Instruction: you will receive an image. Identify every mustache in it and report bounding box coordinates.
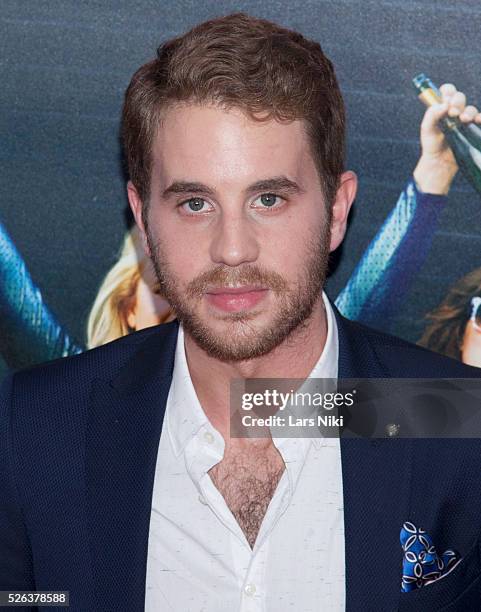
[185,265,290,299]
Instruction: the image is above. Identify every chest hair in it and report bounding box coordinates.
[208,442,285,549]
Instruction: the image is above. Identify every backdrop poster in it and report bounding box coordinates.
[1,1,480,382]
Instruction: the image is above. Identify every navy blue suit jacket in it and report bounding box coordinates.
[1,307,481,611]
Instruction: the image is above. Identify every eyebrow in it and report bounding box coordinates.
[161,176,304,199]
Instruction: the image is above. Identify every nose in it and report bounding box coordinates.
[209,212,259,267]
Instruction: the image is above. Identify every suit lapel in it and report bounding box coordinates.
[335,308,412,611]
[86,322,179,612]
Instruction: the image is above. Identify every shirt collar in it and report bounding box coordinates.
[276,291,338,451]
[166,324,209,457]
[167,291,339,456]
[312,291,338,380]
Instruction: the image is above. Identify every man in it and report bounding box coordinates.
[1,13,481,612]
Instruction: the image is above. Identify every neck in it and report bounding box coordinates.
[184,296,328,441]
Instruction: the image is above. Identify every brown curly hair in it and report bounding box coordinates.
[121,12,345,224]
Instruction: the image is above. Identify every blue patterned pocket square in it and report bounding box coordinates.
[400,522,461,592]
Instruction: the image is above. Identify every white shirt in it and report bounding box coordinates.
[145,292,345,611]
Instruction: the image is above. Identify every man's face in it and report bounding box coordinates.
[131,103,340,361]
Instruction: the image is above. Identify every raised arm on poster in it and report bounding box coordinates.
[336,84,481,334]
[0,220,82,369]
[414,74,481,194]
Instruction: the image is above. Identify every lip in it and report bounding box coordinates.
[206,285,267,295]
[205,286,268,312]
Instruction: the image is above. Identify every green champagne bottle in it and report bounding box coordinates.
[413,73,481,196]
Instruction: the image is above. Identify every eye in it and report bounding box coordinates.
[180,197,212,214]
[252,193,284,210]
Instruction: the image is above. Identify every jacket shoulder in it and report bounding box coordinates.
[11,320,179,397]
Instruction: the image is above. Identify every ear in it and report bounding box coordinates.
[329,171,357,253]
[127,307,137,331]
[127,180,151,257]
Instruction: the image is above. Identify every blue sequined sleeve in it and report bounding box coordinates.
[0,220,83,370]
[335,178,447,329]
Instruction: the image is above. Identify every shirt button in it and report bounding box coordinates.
[244,583,256,597]
[203,431,215,444]
[198,494,208,505]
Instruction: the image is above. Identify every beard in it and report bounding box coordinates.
[146,223,331,362]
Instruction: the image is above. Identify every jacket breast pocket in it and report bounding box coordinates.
[398,534,481,611]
